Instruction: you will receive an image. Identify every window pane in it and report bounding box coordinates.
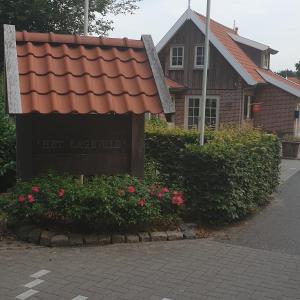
[173,48,178,56]
[177,57,183,65]
[194,98,200,107]
[178,47,183,56]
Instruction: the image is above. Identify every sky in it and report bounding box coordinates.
[107,0,300,72]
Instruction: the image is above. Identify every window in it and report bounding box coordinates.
[194,45,205,68]
[262,52,269,69]
[186,96,219,130]
[244,96,253,120]
[170,46,184,68]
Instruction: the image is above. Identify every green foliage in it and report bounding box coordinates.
[296,61,300,78]
[0,73,16,190]
[276,69,297,78]
[145,123,214,184]
[0,0,140,35]
[0,173,184,232]
[145,125,281,225]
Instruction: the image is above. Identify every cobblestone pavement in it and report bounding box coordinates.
[1,159,300,300]
[1,239,300,300]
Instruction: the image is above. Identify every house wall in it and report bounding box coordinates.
[238,43,262,67]
[158,20,240,90]
[173,87,244,128]
[254,84,298,136]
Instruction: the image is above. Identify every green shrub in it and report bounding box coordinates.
[145,125,281,225]
[0,173,185,232]
[0,73,16,191]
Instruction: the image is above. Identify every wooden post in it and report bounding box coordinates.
[131,114,145,178]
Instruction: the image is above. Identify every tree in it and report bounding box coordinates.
[0,0,141,68]
[0,0,141,35]
[296,61,300,78]
[276,69,297,78]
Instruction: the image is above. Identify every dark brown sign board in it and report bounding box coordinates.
[16,114,144,180]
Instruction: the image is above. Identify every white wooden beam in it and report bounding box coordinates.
[142,35,175,114]
[4,24,22,114]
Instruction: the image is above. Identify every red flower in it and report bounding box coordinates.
[157,192,164,200]
[171,191,185,206]
[57,189,65,198]
[31,186,40,193]
[137,198,146,207]
[161,187,169,193]
[18,195,26,203]
[127,185,135,193]
[27,194,35,204]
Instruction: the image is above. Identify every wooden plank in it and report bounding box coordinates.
[3,24,22,114]
[130,114,145,178]
[16,115,33,180]
[142,35,175,114]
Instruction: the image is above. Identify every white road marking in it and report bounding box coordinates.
[72,296,88,300]
[24,279,44,288]
[162,298,173,300]
[16,289,39,299]
[30,269,51,278]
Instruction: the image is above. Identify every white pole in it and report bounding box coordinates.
[188,0,191,9]
[199,0,211,145]
[84,0,89,35]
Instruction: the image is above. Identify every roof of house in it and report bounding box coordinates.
[4,25,174,114]
[156,9,300,98]
[287,77,300,85]
[165,77,186,90]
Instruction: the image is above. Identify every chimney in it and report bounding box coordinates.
[233,20,238,34]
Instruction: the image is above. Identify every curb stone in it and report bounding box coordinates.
[11,223,199,247]
[150,231,168,241]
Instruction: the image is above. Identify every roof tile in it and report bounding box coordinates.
[16,31,163,114]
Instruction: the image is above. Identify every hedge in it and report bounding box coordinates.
[145,123,281,225]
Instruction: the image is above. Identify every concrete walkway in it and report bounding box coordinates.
[216,159,300,256]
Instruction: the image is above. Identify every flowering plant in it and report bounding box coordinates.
[0,173,184,231]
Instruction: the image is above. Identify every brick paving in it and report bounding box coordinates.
[1,239,300,300]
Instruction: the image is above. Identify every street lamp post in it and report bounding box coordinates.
[199,0,211,145]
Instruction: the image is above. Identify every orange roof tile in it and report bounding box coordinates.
[165,77,186,89]
[196,12,265,84]
[287,77,300,85]
[15,31,163,114]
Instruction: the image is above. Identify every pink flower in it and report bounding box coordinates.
[31,186,40,193]
[157,192,164,200]
[161,187,169,193]
[171,191,185,206]
[18,195,26,203]
[137,198,146,207]
[27,194,35,204]
[57,189,65,198]
[127,185,135,193]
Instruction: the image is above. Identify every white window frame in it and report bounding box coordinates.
[262,52,269,69]
[184,95,220,130]
[170,46,184,69]
[194,44,205,68]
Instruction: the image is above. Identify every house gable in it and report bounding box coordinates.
[158,20,241,90]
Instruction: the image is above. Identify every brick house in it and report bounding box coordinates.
[157,8,300,137]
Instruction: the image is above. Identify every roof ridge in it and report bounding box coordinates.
[193,10,236,33]
[16,31,144,49]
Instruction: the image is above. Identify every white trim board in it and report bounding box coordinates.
[156,9,257,86]
[228,33,278,54]
[257,70,300,98]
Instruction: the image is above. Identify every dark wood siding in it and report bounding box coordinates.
[158,20,240,90]
[238,43,262,67]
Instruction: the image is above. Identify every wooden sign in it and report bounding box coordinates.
[16,114,144,179]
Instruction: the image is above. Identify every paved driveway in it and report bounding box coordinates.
[1,159,300,300]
